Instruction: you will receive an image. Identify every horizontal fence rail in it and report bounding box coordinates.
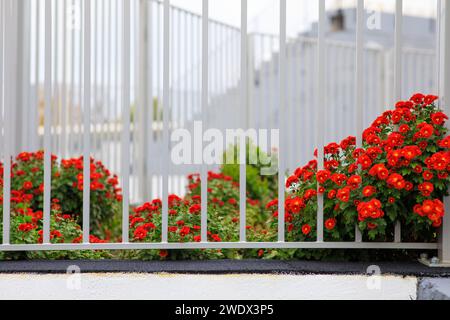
[0,0,449,261]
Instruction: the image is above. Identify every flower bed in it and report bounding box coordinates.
[267,94,448,244]
[0,93,449,261]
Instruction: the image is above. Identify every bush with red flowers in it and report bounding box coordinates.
[1,152,122,239]
[2,93,449,261]
[125,171,272,260]
[267,94,449,244]
[0,191,109,260]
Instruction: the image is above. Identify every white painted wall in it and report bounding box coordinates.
[0,274,417,300]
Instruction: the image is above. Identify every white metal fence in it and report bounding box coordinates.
[0,0,450,262]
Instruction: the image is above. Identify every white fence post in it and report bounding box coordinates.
[355,0,364,243]
[201,0,209,243]
[394,0,403,243]
[247,33,255,130]
[137,0,151,202]
[239,0,248,243]
[82,0,91,244]
[2,0,19,245]
[439,0,450,264]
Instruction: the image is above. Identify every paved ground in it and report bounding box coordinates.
[418,278,450,300]
[0,260,449,276]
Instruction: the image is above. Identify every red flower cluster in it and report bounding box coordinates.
[267,94,450,241]
[357,199,384,222]
[414,199,445,227]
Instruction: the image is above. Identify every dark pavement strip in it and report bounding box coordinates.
[0,260,449,276]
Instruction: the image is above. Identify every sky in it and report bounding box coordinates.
[171,0,439,36]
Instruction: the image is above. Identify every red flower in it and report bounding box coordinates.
[423,171,434,181]
[316,170,331,184]
[286,175,299,188]
[431,112,448,125]
[266,199,278,210]
[362,186,376,198]
[366,147,383,160]
[336,187,351,203]
[286,197,304,214]
[418,182,434,197]
[133,226,148,240]
[410,93,425,104]
[416,123,434,139]
[159,250,169,258]
[304,189,317,200]
[325,143,340,155]
[399,124,410,133]
[357,154,373,170]
[401,146,422,160]
[189,204,201,214]
[367,223,378,230]
[416,199,445,225]
[331,174,347,186]
[424,95,438,105]
[387,132,404,147]
[347,175,362,190]
[387,173,406,190]
[22,181,33,190]
[357,199,384,222]
[429,152,450,171]
[369,164,389,180]
[301,224,311,235]
[438,136,450,148]
[18,223,34,232]
[179,226,191,237]
[325,218,336,230]
[327,190,337,199]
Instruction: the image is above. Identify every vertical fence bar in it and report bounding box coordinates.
[107,0,113,172]
[1,0,12,245]
[52,0,58,154]
[121,0,131,243]
[148,0,154,200]
[239,0,247,242]
[78,0,84,156]
[43,0,52,244]
[61,0,67,158]
[0,0,3,160]
[316,0,326,242]
[19,0,31,153]
[101,0,107,166]
[138,0,147,202]
[82,0,91,243]
[201,0,208,243]
[440,0,450,264]
[161,0,170,243]
[113,0,119,173]
[355,0,364,243]
[92,0,97,159]
[32,0,40,152]
[394,0,403,100]
[436,0,441,95]
[68,0,75,157]
[394,0,403,243]
[278,0,286,243]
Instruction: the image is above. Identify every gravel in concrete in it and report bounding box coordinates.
[0,260,449,276]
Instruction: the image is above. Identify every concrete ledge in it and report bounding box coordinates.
[0,273,418,300]
[418,278,450,300]
[0,260,450,277]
